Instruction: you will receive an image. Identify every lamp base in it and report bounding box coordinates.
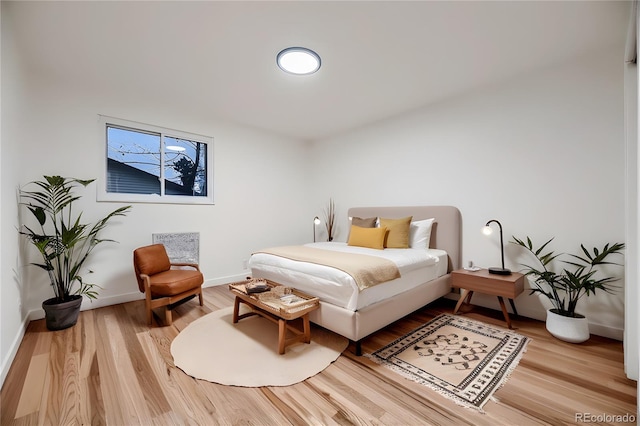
[488,267,512,275]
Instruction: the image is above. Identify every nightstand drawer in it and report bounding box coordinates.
[451,269,524,299]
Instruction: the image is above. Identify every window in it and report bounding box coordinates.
[98,116,213,204]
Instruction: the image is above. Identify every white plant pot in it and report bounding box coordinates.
[545,308,590,343]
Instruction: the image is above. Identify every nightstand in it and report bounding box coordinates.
[451,268,525,329]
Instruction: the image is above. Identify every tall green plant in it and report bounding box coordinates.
[19,176,131,302]
[511,236,624,317]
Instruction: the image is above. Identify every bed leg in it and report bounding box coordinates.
[354,340,362,356]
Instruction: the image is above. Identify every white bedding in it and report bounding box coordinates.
[248,242,448,311]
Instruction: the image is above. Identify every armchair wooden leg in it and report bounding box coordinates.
[146,299,152,326]
[165,307,173,326]
[144,283,153,326]
[143,284,202,327]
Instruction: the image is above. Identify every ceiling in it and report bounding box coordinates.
[5,1,630,141]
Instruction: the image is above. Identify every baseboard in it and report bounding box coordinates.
[204,272,251,287]
[27,291,145,321]
[23,273,250,323]
[444,293,624,341]
[0,315,29,388]
[589,321,624,341]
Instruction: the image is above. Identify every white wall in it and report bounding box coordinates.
[310,48,626,340]
[1,6,31,386]
[623,0,639,383]
[624,58,639,381]
[20,73,314,307]
[1,65,314,384]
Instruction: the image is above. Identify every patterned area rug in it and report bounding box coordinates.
[367,314,530,411]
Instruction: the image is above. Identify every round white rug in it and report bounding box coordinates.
[170,306,348,387]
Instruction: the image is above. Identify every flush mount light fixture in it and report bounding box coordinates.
[277,47,321,75]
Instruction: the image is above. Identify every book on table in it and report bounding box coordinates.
[279,294,305,305]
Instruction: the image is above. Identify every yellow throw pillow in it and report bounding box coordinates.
[347,225,387,250]
[379,216,413,248]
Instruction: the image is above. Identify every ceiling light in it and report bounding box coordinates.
[166,145,186,152]
[277,47,321,75]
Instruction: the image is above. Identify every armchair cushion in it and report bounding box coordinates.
[148,269,204,297]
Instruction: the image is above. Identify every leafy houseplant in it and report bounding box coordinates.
[511,236,624,342]
[19,176,131,330]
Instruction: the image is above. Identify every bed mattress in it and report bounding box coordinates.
[249,242,449,311]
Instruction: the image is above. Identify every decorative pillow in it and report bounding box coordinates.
[409,218,435,249]
[379,216,413,248]
[347,225,387,250]
[351,216,377,228]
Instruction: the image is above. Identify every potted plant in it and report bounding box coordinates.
[19,176,131,330]
[511,236,624,343]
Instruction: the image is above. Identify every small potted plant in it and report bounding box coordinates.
[19,176,131,330]
[511,236,624,343]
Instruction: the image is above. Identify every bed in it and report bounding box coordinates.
[249,205,462,355]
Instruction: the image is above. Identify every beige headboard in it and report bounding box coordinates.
[347,205,462,273]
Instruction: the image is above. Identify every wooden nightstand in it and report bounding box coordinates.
[451,268,525,329]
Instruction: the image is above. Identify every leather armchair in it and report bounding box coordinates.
[133,243,204,325]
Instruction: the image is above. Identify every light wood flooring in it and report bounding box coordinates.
[1,285,637,425]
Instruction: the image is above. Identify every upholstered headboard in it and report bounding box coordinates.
[347,206,462,273]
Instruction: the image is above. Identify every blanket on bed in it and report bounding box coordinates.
[254,245,401,291]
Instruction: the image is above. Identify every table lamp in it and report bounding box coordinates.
[482,219,511,275]
[313,216,321,242]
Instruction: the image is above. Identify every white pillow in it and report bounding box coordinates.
[409,218,435,249]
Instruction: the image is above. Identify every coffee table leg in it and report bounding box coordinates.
[232,296,240,324]
[303,314,311,344]
[278,318,286,354]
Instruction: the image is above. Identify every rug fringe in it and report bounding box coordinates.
[487,336,530,397]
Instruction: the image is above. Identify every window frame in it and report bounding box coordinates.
[98,115,214,205]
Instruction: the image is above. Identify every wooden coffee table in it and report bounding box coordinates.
[228,279,320,354]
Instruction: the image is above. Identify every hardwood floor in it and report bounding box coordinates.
[1,285,637,425]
